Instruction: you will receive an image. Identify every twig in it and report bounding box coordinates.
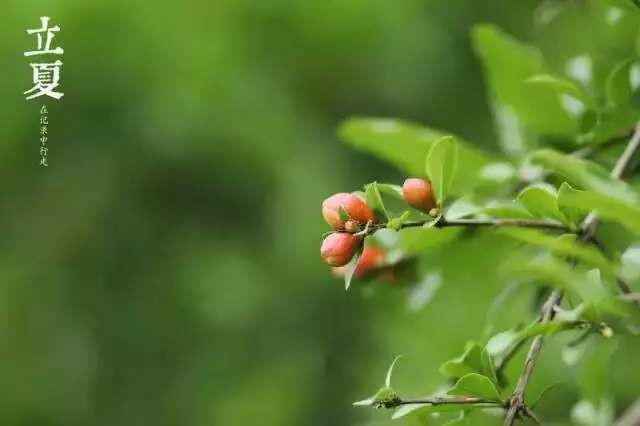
[611,123,640,179]
[503,123,640,426]
[615,398,640,426]
[365,217,572,236]
[620,293,640,302]
[383,395,504,409]
[522,405,542,425]
[504,289,562,424]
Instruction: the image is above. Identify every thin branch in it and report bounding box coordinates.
[365,217,572,236]
[522,405,542,425]
[611,123,640,179]
[503,123,640,426]
[620,292,640,302]
[435,218,569,231]
[383,395,504,409]
[504,290,562,425]
[616,398,640,426]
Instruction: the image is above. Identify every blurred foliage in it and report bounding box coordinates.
[1,0,639,426]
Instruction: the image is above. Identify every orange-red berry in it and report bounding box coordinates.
[402,178,436,212]
[322,192,375,230]
[320,232,361,266]
[354,245,384,278]
[331,245,385,279]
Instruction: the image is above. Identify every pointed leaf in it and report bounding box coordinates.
[353,387,394,406]
[385,355,402,388]
[439,342,484,379]
[344,243,364,290]
[472,24,575,134]
[526,74,594,107]
[364,182,389,221]
[447,373,501,400]
[606,58,640,109]
[391,401,468,420]
[530,149,635,201]
[426,136,459,205]
[558,183,640,232]
[376,183,404,199]
[516,184,564,221]
[338,118,486,182]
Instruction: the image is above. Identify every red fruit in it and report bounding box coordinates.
[320,233,361,266]
[322,192,375,230]
[402,178,436,212]
[354,245,384,278]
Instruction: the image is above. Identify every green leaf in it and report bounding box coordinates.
[387,210,410,231]
[580,108,640,146]
[447,373,501,400]
[478,161,516,183]
[499,229,616,278]
[606,58,640,109]
[397,227,460,254]
[472,24,576,135]
[376,183,404,200]
[530,149,636,200]
[338,118,487,193]
[391,404,425,419]
[504,256,629,318]
[516,184,564,222]
[385,355,402,388]
[352,387,395,407]
[364,182,389,221]
[439,342,484,379]
[391,401,464,420]
[485,330,518,356]
[442,412,467,425]
[504,254,579,291]
[620,242,640,282]
[480,349,499,385]
[558,182,640,232]
[344,243,364,290]
[482,201,534,219]
[526,74,593,106]
[445,197,481,220]
[426,136,459,205]
[353,356,405,408]
[486,322,570,357]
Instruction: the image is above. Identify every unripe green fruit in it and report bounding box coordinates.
[402,178,437,212]
[322,192,375,230]
[320,232,360,266]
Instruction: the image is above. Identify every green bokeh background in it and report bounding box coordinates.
[1,1,638,425]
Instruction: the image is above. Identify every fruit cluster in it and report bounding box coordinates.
[320,178,437,282]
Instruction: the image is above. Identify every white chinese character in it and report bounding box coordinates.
[24,60,64,100]
[25,17,64,56]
